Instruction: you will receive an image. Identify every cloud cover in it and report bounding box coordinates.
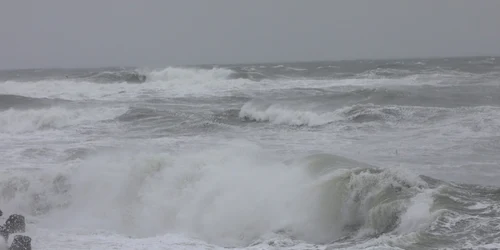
[1,0,500,69]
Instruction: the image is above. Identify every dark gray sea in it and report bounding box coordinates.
[1,56,500,250]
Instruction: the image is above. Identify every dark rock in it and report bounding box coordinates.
[0,225,8,241]
[0,209,3,217]
[4,214,25,234]
[9,235,31,250]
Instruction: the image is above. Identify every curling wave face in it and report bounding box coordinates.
[1,143,499,249]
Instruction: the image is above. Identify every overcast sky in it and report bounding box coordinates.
[1,0,500,69]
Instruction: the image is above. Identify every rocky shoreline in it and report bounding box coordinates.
[0,210,31,250]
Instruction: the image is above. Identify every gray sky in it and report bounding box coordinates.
[1,0,500,69]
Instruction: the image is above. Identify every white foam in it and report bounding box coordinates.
[239,101,339,126]
[0,67,455,102]
[396,189,435,234]
[468,202,490,210]
[0,67,244,101]
[2,64,498,250]
[0,80,139,101]
[0,140,433,249]
[466,243,500,250]
[30,227,332,250]
[31,228,219,250]
[36,142,314,247]
[0,79,253,101]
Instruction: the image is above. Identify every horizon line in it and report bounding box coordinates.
[0,54,498,71]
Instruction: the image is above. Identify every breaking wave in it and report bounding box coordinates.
[1,142,498,249]
[238,100,500,130]
[0,143,426,246]
[237,100,421,127]
[84,66,267,82]
[0,67,253,101]
[70,67,246,83]
[81,71,147,83]
[239,101,339,127]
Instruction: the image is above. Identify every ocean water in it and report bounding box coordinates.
[1,57,500,250]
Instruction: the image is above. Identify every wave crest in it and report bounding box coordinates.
[4,142,499,248]
[0,142,435,247]
[239,101,339,127]
[237,98,500,130]
[84,71,147,83]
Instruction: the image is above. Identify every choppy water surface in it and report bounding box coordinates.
[1,57,500,249]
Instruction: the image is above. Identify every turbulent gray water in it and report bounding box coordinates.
[1,56,500,250]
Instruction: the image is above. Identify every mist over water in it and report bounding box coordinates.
[1,57,500,249]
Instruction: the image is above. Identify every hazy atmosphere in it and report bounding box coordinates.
[1,0,500,69]
[3,1,500,250]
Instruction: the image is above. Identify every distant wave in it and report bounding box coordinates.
[81,71,147,83]
[228,64,495,82]
[0,94,69,110]
[0,106,124,133]
[237,100,414,127]
[1,67,250,84]
[0,107,85,133]
[356,68,414,79]
[237,99,500,130]
[145,67,236,82]
[237,101,413,127]
[91,67,268,82]
[2,63,499,103]
[2,57,499,85]
[239,101,339,127]
[226,70,269,81]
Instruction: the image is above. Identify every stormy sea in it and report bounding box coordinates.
[1,56,500,250]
